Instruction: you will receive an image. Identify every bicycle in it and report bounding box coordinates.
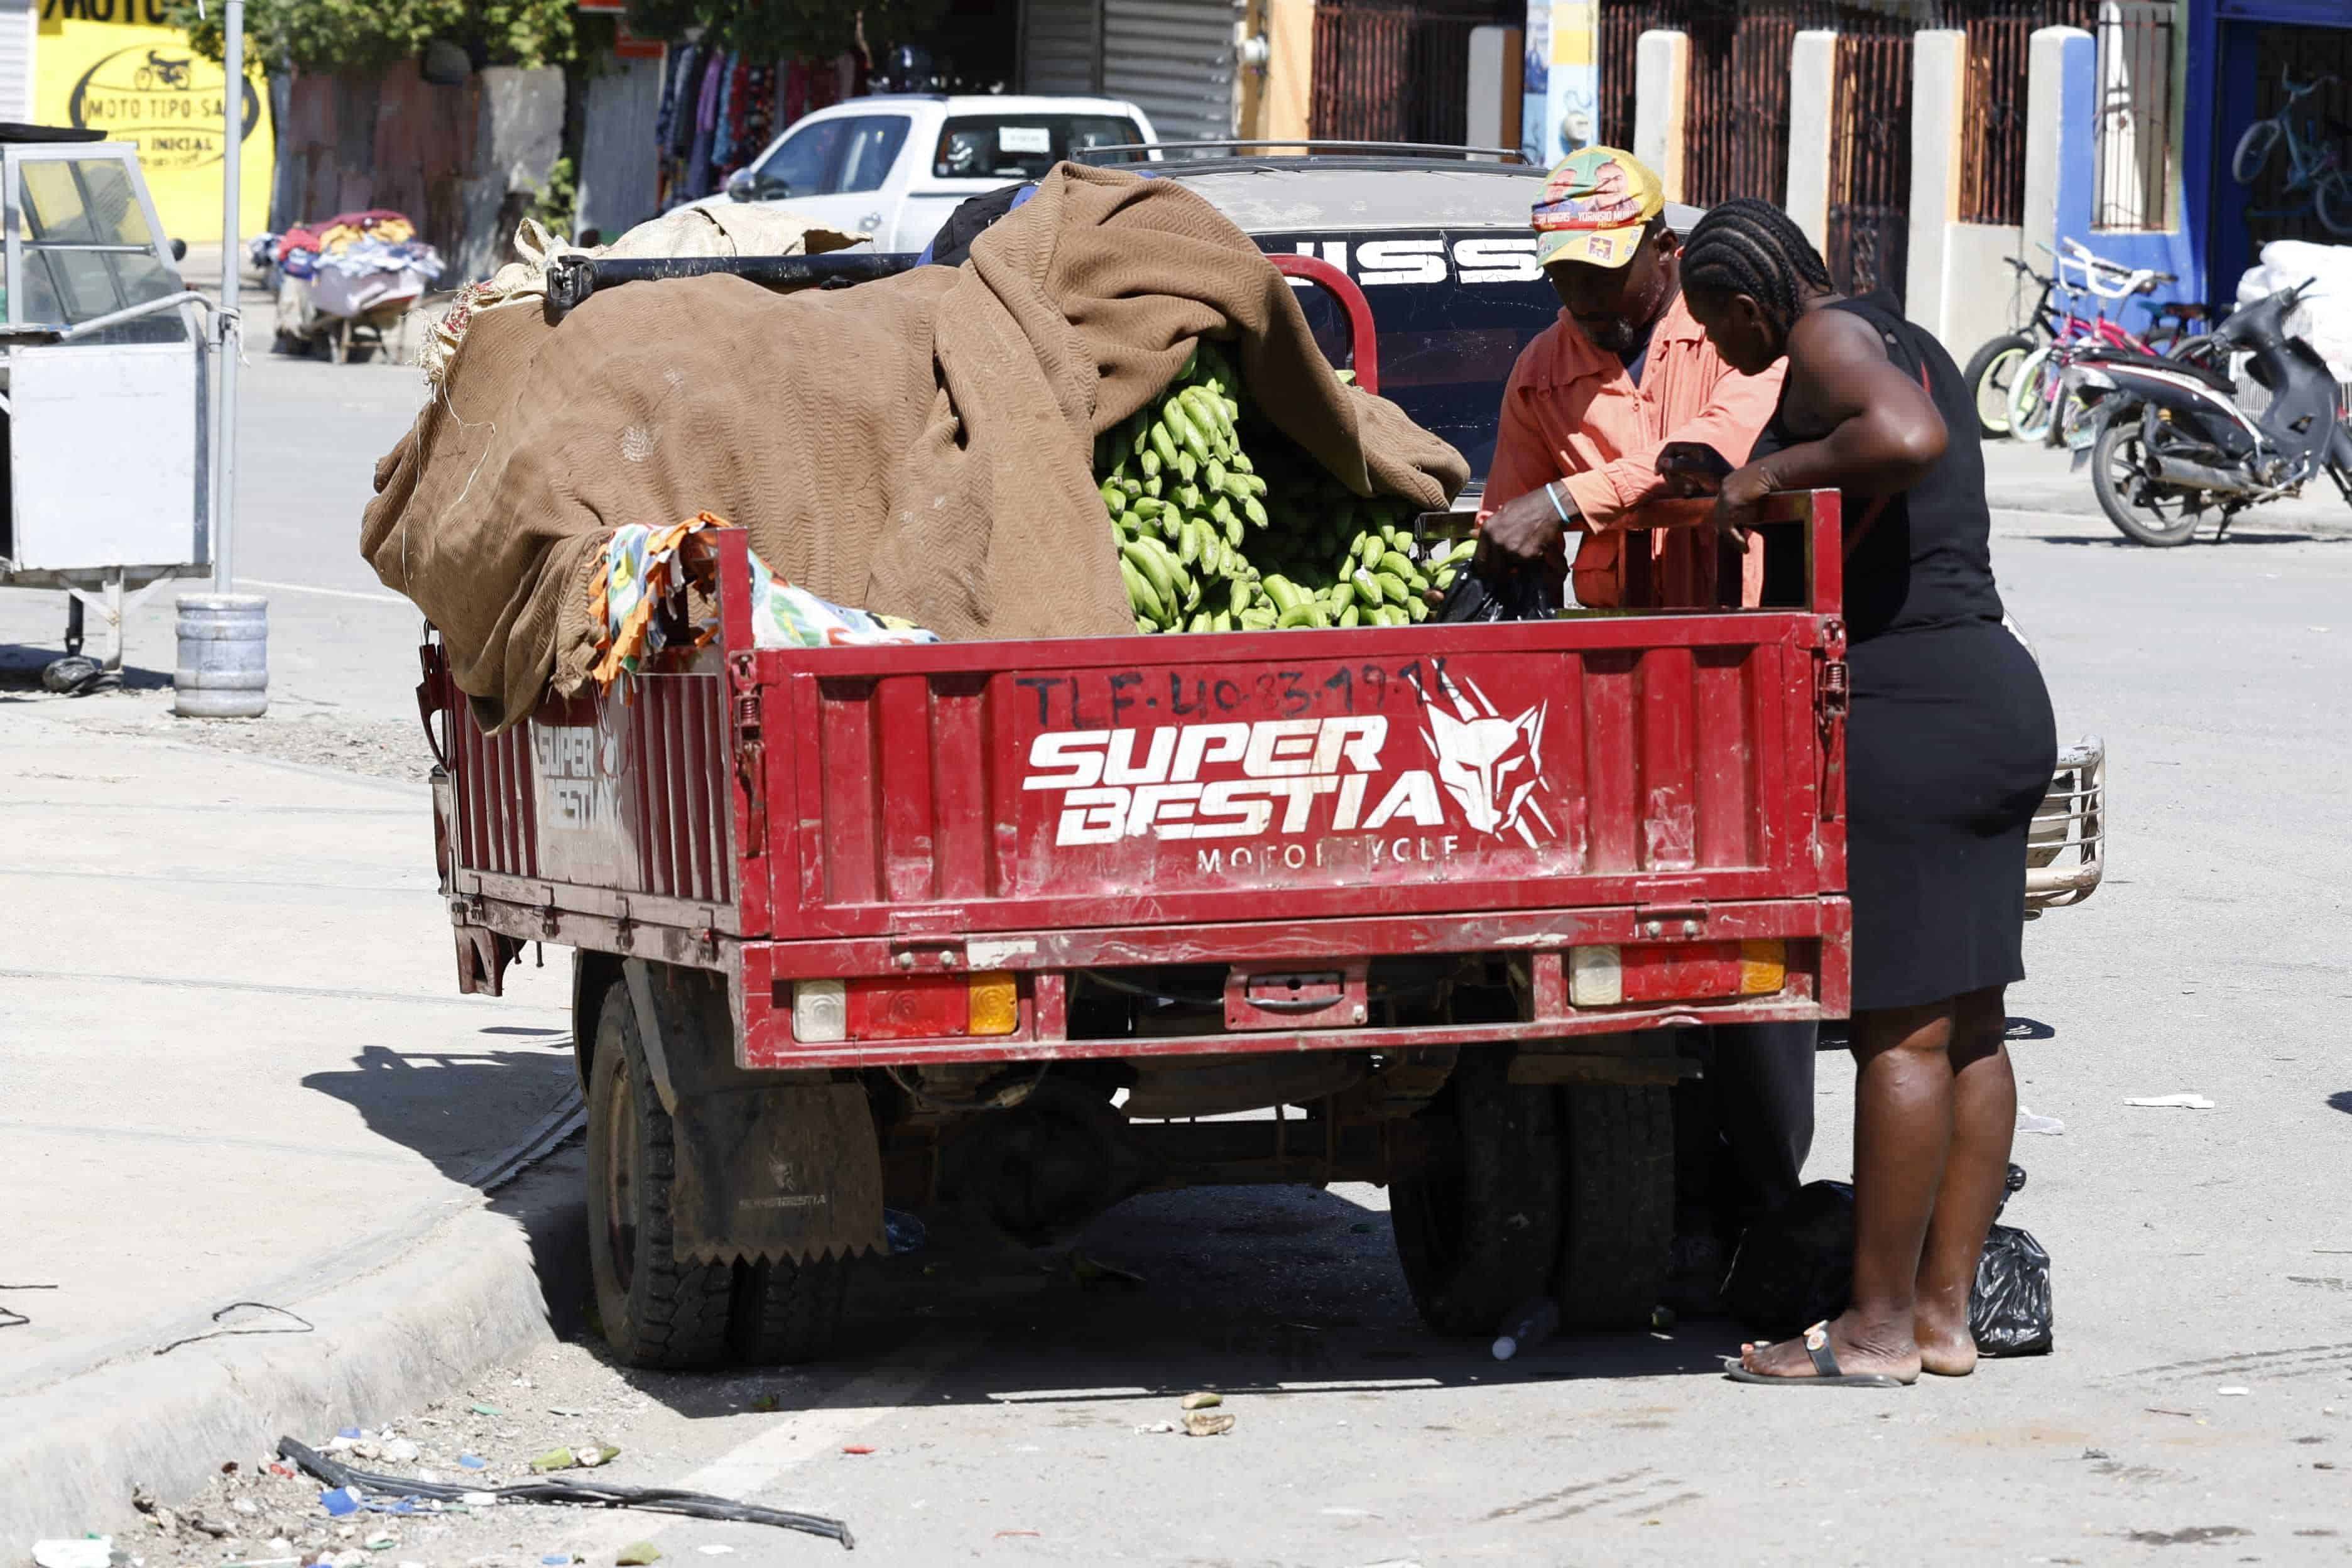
[2233,70,2352,239]
[1986,241,2211,447]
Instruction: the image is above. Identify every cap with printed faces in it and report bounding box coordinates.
[1532,146,1666,270]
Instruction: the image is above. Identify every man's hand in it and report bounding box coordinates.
[1656,440,1734,498]
[1477,482,1574,570]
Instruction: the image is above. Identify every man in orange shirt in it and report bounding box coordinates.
[1479,148,1786,608]
[1478,150,1812,1309]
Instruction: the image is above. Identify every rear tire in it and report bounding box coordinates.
[1963,332,2035,439]
[2093,417,2201,547]
[2234,118,2282,185]
[728,1255,850,1365]
[1389,1052,1562,1337]
[585,982,734,1369]
[1554,1085,1676,1329]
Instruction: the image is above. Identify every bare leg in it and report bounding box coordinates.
[1913,987,2017,1375]
[1738,1000,1955,1383]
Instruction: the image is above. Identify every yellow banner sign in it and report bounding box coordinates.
[34,15,272,241]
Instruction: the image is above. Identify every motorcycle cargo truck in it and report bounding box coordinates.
[420,486,1858,1368]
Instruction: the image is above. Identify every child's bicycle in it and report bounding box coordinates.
[1995,241,2213,449]
[2233,70,2352,238]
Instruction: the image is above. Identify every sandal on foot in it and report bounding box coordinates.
[1723,1321,1907,1388]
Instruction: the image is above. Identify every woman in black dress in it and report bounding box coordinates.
[1667,200,2057,1386]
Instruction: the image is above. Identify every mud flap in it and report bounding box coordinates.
[670,1083,886,1267]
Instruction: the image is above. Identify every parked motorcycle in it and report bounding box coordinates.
[2066,278,2352,545]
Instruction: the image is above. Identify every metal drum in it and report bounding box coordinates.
[173,594,270,718]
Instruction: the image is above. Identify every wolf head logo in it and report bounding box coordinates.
[1423,700,1547,839]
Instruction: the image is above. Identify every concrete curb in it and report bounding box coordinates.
[0,1145,588,1548]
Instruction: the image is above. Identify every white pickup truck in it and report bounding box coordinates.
[700,93,1157,254]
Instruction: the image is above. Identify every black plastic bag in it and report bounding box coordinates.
[1721,1164,2053,1356]
[1971,1167,2054,1356]
[1435,561,1560,623]
[1721,1179,1853,1337]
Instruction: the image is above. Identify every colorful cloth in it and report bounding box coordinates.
[586,514,937,689]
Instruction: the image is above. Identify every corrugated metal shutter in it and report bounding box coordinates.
[0,0,34,124]
[1103,0,1240,144]
[1022,0,1102,95]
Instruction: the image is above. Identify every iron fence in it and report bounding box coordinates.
[1828,28,1914,303]
[1310,0,1517,144]
[1957,1,2096,224]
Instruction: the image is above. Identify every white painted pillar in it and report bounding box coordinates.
[1906,30,1966,332]
[2022,26,2089,266]
[1631,29,1687,199]
[1786,30,1838,256]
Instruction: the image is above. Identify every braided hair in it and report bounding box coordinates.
[1680,197,1834,330]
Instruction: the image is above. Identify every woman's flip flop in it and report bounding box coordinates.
[1723,1321,1908,1388]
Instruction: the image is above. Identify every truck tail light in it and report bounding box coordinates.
[1568,940,1788,1008]
[793,979,848,1043]
[793,972,1022,1042]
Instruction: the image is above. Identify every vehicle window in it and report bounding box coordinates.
[13,156,185,342]
[752,119,847,199]
[832,116,911,195]
[21,158,155,246]
[932,115,1145,180]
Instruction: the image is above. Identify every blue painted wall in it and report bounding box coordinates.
[2049,25,2211,332]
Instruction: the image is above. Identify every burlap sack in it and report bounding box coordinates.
[362,162,1469,730]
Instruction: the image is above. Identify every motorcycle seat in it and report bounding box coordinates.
[2072,344,2238,398]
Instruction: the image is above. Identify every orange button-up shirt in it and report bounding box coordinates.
[1481,291,1787,608]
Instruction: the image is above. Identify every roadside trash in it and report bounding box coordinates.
[541,1555,571,1564]
[1491,1297,1559,1362]
[698,1548,736,1557]
[384,1439,421,1463]
[339,1428,364,1440]
[1651,1305,1677,1331]
[616,1545,662,1565]
[1725,1165,2053,1354]
[1062,1250,1146,1289]
[548,1407,585,1417]
[233,1498,261,1515]
[994,1530,1043,1539]
[2219,1386,2251,1396]
[458,1454,488,1470]
[2017,1106,2066,1135]
[469,1403,503,1417]
[31,1539,112,1568]
[321,1487,365,1517]
[1180,1391,1223,1410]
[365,1538,397,1551]
[1182,1412,1236,1437]
[841,1446,874,1456]
[2125,1094,2215,1109]
[1135,1420,1182,1434]
[885,1209,927,1253]
[280,1438,854,1549]
[751,1395,780,1413]
[531,1445,621,1473]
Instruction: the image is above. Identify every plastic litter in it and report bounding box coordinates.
[1182,1412,1236,1437]
[2218,1386,2251,1396]
[383,1438,421,1463]
[617,1545,663,1565]
[1179,1391,1223,1410]
[699,1548,736,1557]
[885,1209,927,1254]
[531,1446,619,1473]
[1134,1420,1182,1434]
[469,1403,503,1417]
[458,1454,489,1471]
[2016,1106,2066,1135]
[278,1436,854,1549]
[841,1445,875,1456]
[31,1540,112,1568]
[321,1486,365,1517]
[1491,1297,1559,1362]
[2125,1094,2214,1109]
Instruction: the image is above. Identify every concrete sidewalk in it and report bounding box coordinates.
[0,692,585,1544]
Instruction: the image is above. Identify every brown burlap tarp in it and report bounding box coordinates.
[362,162,1469,731]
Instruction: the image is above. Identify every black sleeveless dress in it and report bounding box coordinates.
[1753,295,2057,1012]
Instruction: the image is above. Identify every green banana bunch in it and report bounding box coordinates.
[1096,340,1471,633]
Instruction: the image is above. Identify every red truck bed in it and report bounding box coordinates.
[427,495,1851,1072]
